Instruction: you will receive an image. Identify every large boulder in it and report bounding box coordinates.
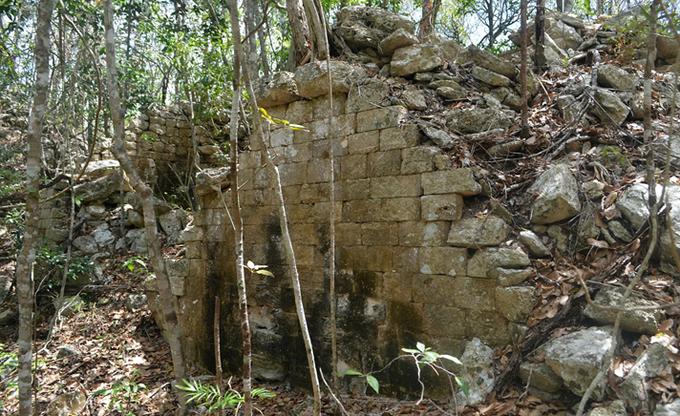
[495,286,536,322]
[467,246,531,278]
[592,88,630,126]
[445,108,514,134]
[256,72,299,108]
[159,209,189,245]
[656,35,679,62]
[528,164,581,224]
[544,327,615,399]
[295,61,366,98]
[378,28,418,56]
[73,172,121,203]
[390,44,444,77]
[455,338,495,407]
[334,6,414,52]
[82,159,120,179]
[545,15,583,51]
[467,46,517,79]
[597,64,638,91]
[447,215,511,247]
[583,287,663,335]
[620,343,671,410]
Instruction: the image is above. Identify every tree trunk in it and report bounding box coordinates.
[229,0,322,412]
[102,0,187,408]
[16,1,55,414]
[418,0,435,39]
[286,0,312,66]
[535,0,546,71]
[519,0,530,138]
[303,0,328,60]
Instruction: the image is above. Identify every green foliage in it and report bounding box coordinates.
[0,343,46,401]
[36,244,94,291]
[94,378,147,416]
[122,256,148,274]
[176,378,275,412]
[245,260,274,277]
[342,369,380,394]
[0,168,22,200]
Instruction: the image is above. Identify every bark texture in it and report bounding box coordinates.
[286,0,312,66]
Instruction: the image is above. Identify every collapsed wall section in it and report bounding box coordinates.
[187,76,536,388]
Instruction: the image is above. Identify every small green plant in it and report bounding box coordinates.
[36,245,94,291]
[342,369,380,394]
[244,260,274,277]
[177,377,275,413]
[0,343,19,394]
[140,131,157,142]
[122,256,148,274]
[94,378,147,416]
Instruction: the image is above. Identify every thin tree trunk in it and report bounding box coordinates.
[102,0,187,410]
[419,0,435,38]
[17,1,55,414]
[535,0,546,71]
[228,0,322,413]
[226,7,253,410]
[304,0,328,60]
[286,0,312,66]
[519,0,530,138]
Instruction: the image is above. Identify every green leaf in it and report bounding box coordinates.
[416,342,426,352]
[439,354,463,365]
[455,375,469,397]
[366,375,379,394]
[423,351,439,364]
[401,348,419,354]
[342,368,364,377]
[246,260,255,270]
[255,269,274,277]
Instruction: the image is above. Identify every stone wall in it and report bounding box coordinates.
[182,78,536,390]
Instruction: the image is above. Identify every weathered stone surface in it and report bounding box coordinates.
[399,221,449,246]
[379,28,418,56]
[587,400,627,416]
[401,146,439,174]
[379,124,420,150]
[495,286,536,322]
[370,175,421,198]
[256,71,299,107]
[126,293,147,311]
[436,86,467,100]
[419,246,467,276]
[400,88,427,111]
[165,258,187,296]
[445,108,513,134]
[74,172,121,203]
[467,247,530,278]
[357,106,407,132]
[597,64,638,91]
[592,87,630,125]
[472,66,512,87]
[73,235,98,254]
[467,45,517,79]
[421,194,463,221]
[654,399,680,416]
[93,223,115,247]
[455,338,495,407]
[656,35,679,61]
[616,183,652,231]
[334,6,414,51]
[519,230,550,257]
[546,15,583,50]
[346,79,390,112]
[295,61,365,98]
[126,229,147,254]
[82,159,120,179]
[608,220,633,242]
[620,343,671,409]
[497,268,534,286]
[421,126,455,149]
[421,169,481,196]
[519,361,563,393]
[159,209,189,245]
[544,327,614,399]
[447,215,510,247]
[584,287,663,335]
[390,45,444,77]
[529,164,581,224]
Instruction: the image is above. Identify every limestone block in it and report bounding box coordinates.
[346,131,379,154]
[597,64,638,91]
[495,286,536,322]
[379,28,418,56]
[497,268,534,286]
[239,152,261,169]
[379,124,421,150]
[297,114,356,141]
[447,215,511,247]
[421,194,464,221]
[401,146,440,174]
[343,199,382,222]
[299,183,329,203]
[412,274,456,304]
[382,197,420,221]
[286,99,314,124]
[278,163,307,186]
[467,45,517,79]
[467,247,531,278]
[346,79,390,113]
[356,106,408,133]
[583,287,663,335]
[340,246,393,272]
[312,94,347,119]
[465,310,511,345]
[445,108,514,134]
[528,164,580,224]
[256,71,299,107]
[419,247,467,276]
[472,66,512,87]
[398,221,449,246]
[370,175,421,198]
[421,169,481,196]
[336,223,363,245]
[390,44,444,77]
[450,277,496,310]
[294,61,365,98]
[165,258,187,296]
[383,272,413,302]
[306,159,331,183]
[270,127,294,147]
[311,139,346,159]
[367,150,401,177]
[361,222,399,245]
[592,87,630,126]
[339,179,370,200]
[392,246,419,273]
[519,362,563,394]
[422,304,466,338]
[340,154,367,180]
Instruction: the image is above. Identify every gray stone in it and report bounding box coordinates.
[180,223,204,242]
[421,194,463,221]
[82,159,120,179]
[255,71,299,107]
[587,400,627,416]
[436,86,467,100]
[620,343,671,409]
[487,140,524,157]
[546,15,583,51]
[56,344,81,359]
[608,220,633,243]
[519,361,563,393]
[543,327,614,399]
[582,180,605,200]
[584,287,663,335]
[390,44,444,77]
[83,204,106,219]
[93,223,115,247]
[295,61,366,98]
[126,293,147,311]
[519,230,550,257]
[654,399,680,416]
[0,308,17,325]
[598,64,638,91]
[400,88,427,110]
[445,108,514,134]
[660,185,680,271]
[159,209,188,245]
[165,258,188,296]
[334,6,414,51]
[472,66,512,87]
[56,295,86,317]
[421,169,481,196]
[421,126,455,149]
[455,338,495,407]
[346,78,390,112]
[447,215,511,248]
[495,286,536,322]
[592,88,630,126]
[379,28,418,56]
[126,209,144,228]
[73,235,98,254]
[529,164,581,224]
[467,247,531,278]
[497,268,534,286]
[126,229,147,254]
[616,183,652,231]
[467,46,517,79]
[73,172,121,203]
[556,94,582,124]
[656,35,679,62]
